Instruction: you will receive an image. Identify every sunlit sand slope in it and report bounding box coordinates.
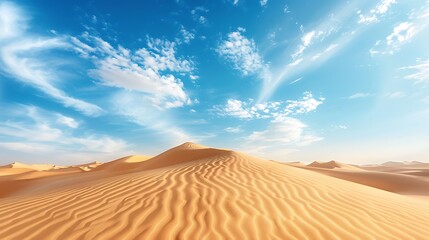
[0,143,429,239]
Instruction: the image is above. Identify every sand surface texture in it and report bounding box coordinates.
[1,143,429,239]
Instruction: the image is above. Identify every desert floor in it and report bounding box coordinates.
[1,142,429,239]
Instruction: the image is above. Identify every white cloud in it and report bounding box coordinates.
[384,91,405,98]
[358,0,396,24]
[0,2,103,116]
[0,142,52,153]
[401,59,429,84]
[217,28,264,76]
[291,31,316,59]
[289,77,303,85]
[191,7,208,25]
[370,4,429,55]
[348,92,370,99]
[288,58,303,67]
[225,127,241,133]
[291,29,338,60]
[0,105,129,155]
[73,34,195,109]
[337,125,348,129]
[245,117,323,151]
[220,99,254,119]
[260,0,268,7]
[189,75,199,81]
[0,1,27,39]
[179,26,195,44]
[284,5,291,13]
[311,44,338,61]
[236,116,323,160]
[56,114,79,128]
[214,91,324,120]
[284,92,324,115]
[386,22,416,46]
[198,16,207,24]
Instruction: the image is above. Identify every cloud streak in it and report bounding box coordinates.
[0,105,129,156]
[401,59,429,84]
[258,1,363,102]
[0,2,103,116]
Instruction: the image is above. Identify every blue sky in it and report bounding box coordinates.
[0,0,428,165]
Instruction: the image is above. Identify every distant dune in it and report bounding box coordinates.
[307,160,362,170]
[1,143,429,239]
[300,160,429,198]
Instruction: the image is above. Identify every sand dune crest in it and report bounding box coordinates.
[307,160,362,170]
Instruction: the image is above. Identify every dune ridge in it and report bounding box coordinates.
[0,143,429,239]
[299,160,429,198]
[307,160,362,170]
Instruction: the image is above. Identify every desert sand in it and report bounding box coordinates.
[301,160,429,198]
[1,142,429,239]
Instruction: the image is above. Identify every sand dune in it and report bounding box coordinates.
[302,167,429,196]
[1,143,429,239]
[361,161,429,178]
[92,155,150,172]
[301,161,429,197]
[0,162,61,171]
[307,160,362,170]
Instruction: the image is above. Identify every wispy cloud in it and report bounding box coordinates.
[0,2,103,116]
[111,91,194,145]
[311,44,338,61]
[0,105,129,157]
[357,0,396,24]
[348,92,370,99]
[289,77,303,85]
[56,114,79,128]
[241,117,323,159]
[283,5,291,14]
[291,30,331,60]
[0,142,53,153]
[258,1,361,102]
[370,3,429,55]
[384,91,405,99]
[191,7,208,25]
[247,117,322,146]
[401,58,429,84]
[225,127,241,133]
[336,125,348,129]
